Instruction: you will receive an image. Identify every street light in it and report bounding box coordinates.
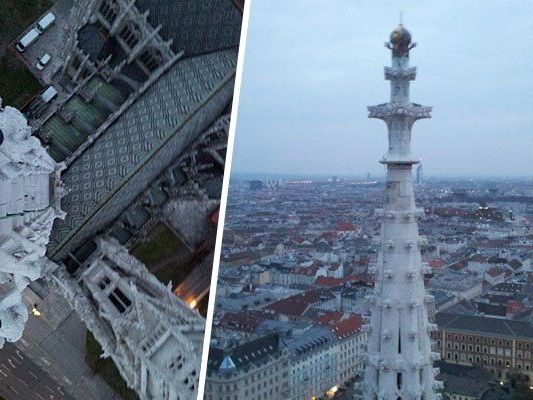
[31,304,41,317]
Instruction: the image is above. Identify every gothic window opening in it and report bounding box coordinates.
[168,355,183,370]
[72,56,82,72]
[98,276,111,290]
[397,372,402,389]
[108,293,125,313]
[114,287,131,307]
[79,67,90,80]
[99,0,118,24]
[398,323,402,353]
[139,49,163,72]
[119,23,140,48]
[108,287,131,313]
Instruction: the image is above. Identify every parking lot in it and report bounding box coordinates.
[14,0,72,87]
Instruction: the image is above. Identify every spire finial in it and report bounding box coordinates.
[399,11,403,25]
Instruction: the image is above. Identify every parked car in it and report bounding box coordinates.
[41,86,58,103]
[36,53,51,71]
[15,28,39,52]
[36,12,56,33]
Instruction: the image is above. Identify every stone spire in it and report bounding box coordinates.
[361,25,442,400]
[0,99,65,348]
[48,236,205,400]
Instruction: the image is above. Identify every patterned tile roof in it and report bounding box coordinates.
[135,0,242,56]
[48,49,237,258]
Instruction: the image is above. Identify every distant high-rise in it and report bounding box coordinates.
[249,180,264,190]
[362,23,442,399]
[416,163,423,184]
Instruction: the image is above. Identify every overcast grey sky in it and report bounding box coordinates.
[231,1,533,178]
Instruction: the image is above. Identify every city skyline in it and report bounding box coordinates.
[232,1,533,178]
[231,171,533,180]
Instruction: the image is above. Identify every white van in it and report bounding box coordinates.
[41,86,58,103]
[16,29,40,52]
[36,12,56,33]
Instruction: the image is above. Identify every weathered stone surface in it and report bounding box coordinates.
[362,25,441,400]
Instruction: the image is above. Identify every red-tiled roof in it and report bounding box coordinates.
[487,267,505,278]
[294,235,306,244]
[449,261,467,271]
[220,312,265,333]
[264,290,324,317]
[315,310,345,326]
[337,221,357,231]
[329,315,364,339]
[470,254,487,263]
[209,208,219,225]
[343,273,370,284]
[321,231,338,241]
[506,300,523,314]
[329,263,342,271]
[428,259,445,268]
[316,276,343,287]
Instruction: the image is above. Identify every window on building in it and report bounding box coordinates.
[108,287,131,313]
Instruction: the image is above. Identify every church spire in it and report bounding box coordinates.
[361,24,442,400]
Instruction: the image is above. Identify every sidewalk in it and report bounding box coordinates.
[19,289,121,400]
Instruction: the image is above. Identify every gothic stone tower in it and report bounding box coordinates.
[362,24,442,400]
[0,99,64,348]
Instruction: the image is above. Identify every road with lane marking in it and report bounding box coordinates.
[0,343,74,400]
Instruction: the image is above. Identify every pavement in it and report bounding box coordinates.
[0,289,120,400]
[0,343,74,400]
[335,386,355,400]
[15,0,73,87]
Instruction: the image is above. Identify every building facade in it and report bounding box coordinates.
[333,316,367,385]
[433,312,533,381]
[205,334,290,400]
[287,326,340,400]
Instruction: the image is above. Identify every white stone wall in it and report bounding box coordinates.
[338,331,367,385]
[362,27,441,400]
[78,237,205,400]
[0,100,64,348]
[290,343,340,399]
